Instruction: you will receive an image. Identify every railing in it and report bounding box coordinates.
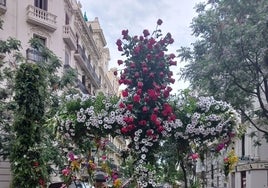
[76,79,89,94]
[76,44,101,86]
[63,25,76,49]
[26,5,56,31]
[26,48,44,62]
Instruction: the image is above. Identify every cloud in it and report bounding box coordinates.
[79,0,202,91]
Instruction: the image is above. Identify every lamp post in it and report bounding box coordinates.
[201,164,206,188]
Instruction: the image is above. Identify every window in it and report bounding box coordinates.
[34,0,48,11]
[27,34,46,62]
[33,34,46,46]
[65,13,69,25]
[82,75,86,86]
[65,51,70,65]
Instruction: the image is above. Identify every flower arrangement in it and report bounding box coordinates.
[115,19,178,187]
[223,149,238,177]
[171,90,240,154]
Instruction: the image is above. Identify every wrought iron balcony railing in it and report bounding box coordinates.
[26,48,44,62]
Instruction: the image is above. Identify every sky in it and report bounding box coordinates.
[79,0,203,92]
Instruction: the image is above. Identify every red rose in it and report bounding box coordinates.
[139,120,147,126]
[163,90,170,98]
[122,89,128,97]
[169,53,176,59]
[127,104,133,111]
[119,102,125,108]
[168,71,173,77]
[149,72,154,78]
[146,129,154,136]
[137,89,142,95]
[153,107,159,113]
[134,72,139,78]
[130,62,136,68]
[39,178,45,185]
[169,60,177,66]
[159,72,164,77]
[137,82,143,88]
[157,19,163,25]
[142,67,148,73]
[146,54,152,60]
[33,161,39,167]
[134,46,141,54]
[118,46,123,51]
[121,127,128,134]
[169,38,174,44]
[142,106,149,113]
[118,60,123,65]
[133,94,141,103]
[118,79,124,85]
[148,89,158,101]
[116,39,122,46]
[158,51,164,58]
[122,29,129,39]
[168,78,175,84]
[143,29,150,37]
[157,126,164,133]
[150,114,157,122]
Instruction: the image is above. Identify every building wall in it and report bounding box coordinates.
[0,0,120,186]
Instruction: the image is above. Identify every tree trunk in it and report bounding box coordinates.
[180,160,188,188]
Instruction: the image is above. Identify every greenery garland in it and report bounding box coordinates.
[11,63,48,187]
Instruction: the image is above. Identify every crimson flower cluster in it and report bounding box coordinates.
[115,20,177,185]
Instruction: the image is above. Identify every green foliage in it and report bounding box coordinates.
[0,29,77,186]
[178,0,268,134]
[11,63,48,187]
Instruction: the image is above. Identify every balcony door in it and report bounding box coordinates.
[34,0,47,11]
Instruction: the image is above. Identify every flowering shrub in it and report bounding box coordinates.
[223,149,238,176]
[171,90,240,155]
[56,20,241,187]
[115,19,178,187]
[57,92,121,150]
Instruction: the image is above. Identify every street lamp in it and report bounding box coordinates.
[201,164,206,188]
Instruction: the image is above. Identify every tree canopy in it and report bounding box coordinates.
[178,0,268,134]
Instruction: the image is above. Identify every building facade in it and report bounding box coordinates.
[201,128,268,188]
[0,0,121,187]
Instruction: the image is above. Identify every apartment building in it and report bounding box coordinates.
[200,130,268,188]
[0,0,122,187]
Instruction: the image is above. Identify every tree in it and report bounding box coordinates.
[0,23,78,186]
[11,63,48,187]
[178,0,268,135]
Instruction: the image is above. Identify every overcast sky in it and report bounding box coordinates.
[79,0,203,92]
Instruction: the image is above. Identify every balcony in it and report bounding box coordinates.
[76,79,89,94]
[26,48,44,62]
[26,5,57,32]
[63,25,76,50]
[0,0,6,15]
[74,44,101,88]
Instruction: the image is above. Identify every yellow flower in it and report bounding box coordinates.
[71,160,80,171]
[113,179,122,188]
